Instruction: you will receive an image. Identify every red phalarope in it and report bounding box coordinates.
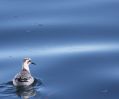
[13,58,36,86]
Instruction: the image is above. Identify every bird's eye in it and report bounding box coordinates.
[28,60,31,63]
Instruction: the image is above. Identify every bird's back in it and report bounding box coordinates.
[13,69,34,86]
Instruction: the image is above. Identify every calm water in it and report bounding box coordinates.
[0,0,119,99]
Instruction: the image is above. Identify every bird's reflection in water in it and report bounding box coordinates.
[15,85,36,99]
[0,79,42,99]
[15,78,41,99]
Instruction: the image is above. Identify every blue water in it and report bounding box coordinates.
[0,0,119,99]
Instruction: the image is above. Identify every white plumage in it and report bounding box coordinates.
[13,58,35,86]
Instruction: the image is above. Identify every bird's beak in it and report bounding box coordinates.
[31,62,36,65]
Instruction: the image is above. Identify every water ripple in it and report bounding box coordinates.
[0,78,43,99]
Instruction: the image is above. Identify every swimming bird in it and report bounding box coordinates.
[13,58,36,86]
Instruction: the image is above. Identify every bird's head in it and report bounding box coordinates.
[23,58,36,66]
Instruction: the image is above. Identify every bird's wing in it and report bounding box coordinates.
[14,70,32,82]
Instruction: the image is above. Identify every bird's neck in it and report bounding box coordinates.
[22,63,30,73]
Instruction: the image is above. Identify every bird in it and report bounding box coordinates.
[13,58,36,86]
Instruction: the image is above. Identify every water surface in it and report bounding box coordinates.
[0,0,119,99]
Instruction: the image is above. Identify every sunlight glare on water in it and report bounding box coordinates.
[0,43,119,59]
